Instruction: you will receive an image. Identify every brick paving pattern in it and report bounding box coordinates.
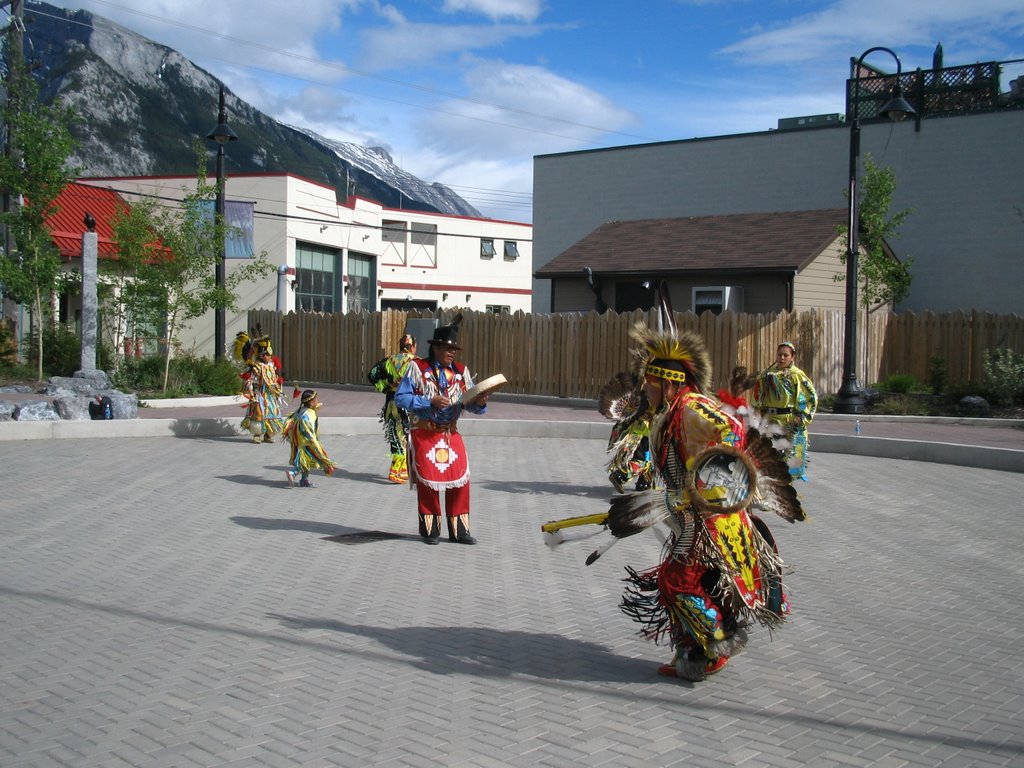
[2,425,1023,767]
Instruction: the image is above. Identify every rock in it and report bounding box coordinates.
[73,369,111,390]
[54,396,94,421]
[54,391,139,421]
[13,400,61,421]
[105,391,139,419]
[0,384,35,394]
[44,376,98,397]
[958,395,990,417]
[0,400,16,421]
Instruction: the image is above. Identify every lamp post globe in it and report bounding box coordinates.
[834,46,915,414]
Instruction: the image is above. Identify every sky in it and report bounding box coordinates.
[30,1,1024,222]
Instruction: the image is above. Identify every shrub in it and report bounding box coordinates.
[983,347,1024,406]
[196,357,245,396]
[927,355,947,395]
[875,373,920,394]
[112,353,244,397]
[25,325,116,378]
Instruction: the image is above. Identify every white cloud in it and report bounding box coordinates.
[441,0,544,22]
[721,0,1024,67]
[414,60,637,159]
[356,20,543,71]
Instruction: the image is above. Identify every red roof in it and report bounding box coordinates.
[44,182,129,260]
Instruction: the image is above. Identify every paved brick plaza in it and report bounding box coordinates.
[1,432,1022,767]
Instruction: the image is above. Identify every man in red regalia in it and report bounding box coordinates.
[394,314,489,545]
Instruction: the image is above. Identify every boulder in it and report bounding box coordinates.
[105,391,139,419]
[958,395,990,417]
[0,400,17,421]
[0,384,35,394]
[54,391,139,421]
[44,376,98,397]
[13,400,61,421]
[73,369,112,391]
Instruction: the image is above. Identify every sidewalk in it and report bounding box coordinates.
[3,383,1023,471]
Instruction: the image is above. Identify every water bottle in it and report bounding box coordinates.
[854,419,861,436]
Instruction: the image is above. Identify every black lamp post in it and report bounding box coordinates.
[834,46,915,414]
[206,86,238,361]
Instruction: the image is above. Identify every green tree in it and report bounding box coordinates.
[836,154,914,308]
[0,74,79,380]
[117,144,274,391]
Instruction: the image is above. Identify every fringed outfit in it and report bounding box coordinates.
[552,317,806,683]
[752,363,817,480]
[394,355,487,543]
[607,416,654,492]
[375,350,416,484]
[241,358,288,443]
[620,390,794,680]
[283,401,335,486]
[599,371,654,492]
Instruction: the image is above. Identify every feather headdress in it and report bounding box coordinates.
[629,322,712,394]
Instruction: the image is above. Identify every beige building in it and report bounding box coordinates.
[535,209,891,315]
[80,172,532,357]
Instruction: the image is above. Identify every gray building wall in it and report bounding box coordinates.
[533,111,1024,315]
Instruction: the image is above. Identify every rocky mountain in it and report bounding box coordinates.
[14,0,480,217]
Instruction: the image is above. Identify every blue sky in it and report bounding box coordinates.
[42,1,1024,221]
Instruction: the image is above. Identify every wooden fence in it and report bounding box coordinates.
[250,307,1024,400]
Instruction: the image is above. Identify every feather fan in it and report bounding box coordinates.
[745,428,806,523]
[586,489,669,565]
[598,371,642,421]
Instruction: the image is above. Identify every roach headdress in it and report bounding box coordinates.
[630,323,712,394]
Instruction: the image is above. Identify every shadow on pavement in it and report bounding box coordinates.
[267,613,659,684]
[170,418,239,437]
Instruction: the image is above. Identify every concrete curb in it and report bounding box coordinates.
[2,414,1022,473]
[813,434,1024,474]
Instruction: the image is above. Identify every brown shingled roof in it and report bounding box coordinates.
[535,209,848,277]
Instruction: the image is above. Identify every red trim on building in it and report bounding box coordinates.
[378,281,531,295]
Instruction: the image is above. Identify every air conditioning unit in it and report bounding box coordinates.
[692,286,744,315]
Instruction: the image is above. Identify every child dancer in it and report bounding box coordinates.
[283,389,336,488]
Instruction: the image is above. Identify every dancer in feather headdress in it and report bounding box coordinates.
[239,331,288,444]
[616,322,805,681]
[545,291,806,682]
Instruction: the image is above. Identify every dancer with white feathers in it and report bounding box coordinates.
[543,289,806,682]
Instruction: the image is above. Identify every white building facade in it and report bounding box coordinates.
[82,173,533,358]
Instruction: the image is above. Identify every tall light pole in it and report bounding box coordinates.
[834,46,915,414]
[206,86,238,360]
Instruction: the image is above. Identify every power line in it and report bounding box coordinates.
[31,2,655,143]
[62,181,534,243]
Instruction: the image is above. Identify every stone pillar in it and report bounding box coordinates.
[79,226,98,373]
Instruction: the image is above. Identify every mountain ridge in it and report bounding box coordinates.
[17,0,482,218]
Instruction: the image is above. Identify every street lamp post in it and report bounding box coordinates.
[834,46,915,414]
[206,86,238,361]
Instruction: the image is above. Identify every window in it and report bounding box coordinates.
[382,220,406,244]
[503,241,519,260]
[692,286,743,316]
[347,253,376,313]
[480,239,496,259]
[410,222,437,247]
[485,304,510,314]
[295,242,340,312]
